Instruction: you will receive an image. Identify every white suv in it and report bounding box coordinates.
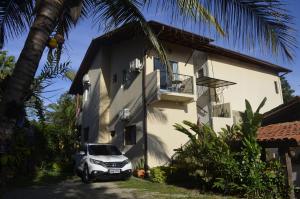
[75,143,132,183]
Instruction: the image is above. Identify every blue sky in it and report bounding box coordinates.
[2,1,300,105]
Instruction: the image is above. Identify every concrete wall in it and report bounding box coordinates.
[106,37,147,164]
[81,46,110,143]
[205,55,283,132]
[146,42,198,167]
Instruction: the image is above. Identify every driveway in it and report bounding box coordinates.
[3,178,137,199]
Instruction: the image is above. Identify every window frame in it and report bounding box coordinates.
[274,81,279,94]
[124,125,136,145]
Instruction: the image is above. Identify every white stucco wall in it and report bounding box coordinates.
[206,55,283,132]
[146,42,198,167]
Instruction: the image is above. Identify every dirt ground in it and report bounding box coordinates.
[3,178,137,199]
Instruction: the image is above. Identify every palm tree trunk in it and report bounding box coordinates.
[0,0,66,120]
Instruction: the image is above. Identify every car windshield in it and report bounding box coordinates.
[88,145,122,156]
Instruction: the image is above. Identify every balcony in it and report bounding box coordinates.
[146,70,195,103]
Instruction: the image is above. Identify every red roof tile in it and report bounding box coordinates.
[258,121,300,143]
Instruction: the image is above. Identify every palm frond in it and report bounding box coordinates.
[92,0,172,75]
[197,0,296,60]
[150,0,225,36]
[0,0,34,48]
[59,0,93,39]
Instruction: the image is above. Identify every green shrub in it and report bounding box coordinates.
[173,98,288,198]
[150,166,169,183]
[134,158,144,170]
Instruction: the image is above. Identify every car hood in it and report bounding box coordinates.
[89,155,128,162]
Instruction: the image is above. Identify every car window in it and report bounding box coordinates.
[88,145,122,156]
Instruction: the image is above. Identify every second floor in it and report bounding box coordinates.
[69,21,291,125]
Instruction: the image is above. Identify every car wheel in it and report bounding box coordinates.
[82,165,90,184]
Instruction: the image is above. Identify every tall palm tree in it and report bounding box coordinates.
[0,0,296,122]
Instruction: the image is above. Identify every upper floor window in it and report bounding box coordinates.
[212,103,231,118]
[274,81,279,94]
[154,58,178,74]
[154,58,179,89]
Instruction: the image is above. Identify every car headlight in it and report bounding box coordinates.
[90,158,106,167]
[123,159,130,165]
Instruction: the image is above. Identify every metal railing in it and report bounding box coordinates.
[158,71,194,94]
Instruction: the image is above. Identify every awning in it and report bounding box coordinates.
[196,76,236,88]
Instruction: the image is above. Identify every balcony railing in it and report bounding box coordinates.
[159,71,194,94]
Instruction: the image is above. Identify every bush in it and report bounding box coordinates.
[150,166,170,183]
[173,98,289,198]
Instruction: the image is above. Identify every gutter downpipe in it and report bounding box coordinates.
[142,53,149,178]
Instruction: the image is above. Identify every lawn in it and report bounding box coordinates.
[0,169,75,198]
[117,177,238,199]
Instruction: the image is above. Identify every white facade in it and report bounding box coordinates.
[196,54,284,132]
[73,24,288,167]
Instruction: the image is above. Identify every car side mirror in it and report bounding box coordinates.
[79,151,85,155]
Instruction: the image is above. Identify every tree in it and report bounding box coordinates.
[0,51,15,101]
[45,93,79,163]
[0,50,72,122]
[0,0,296,124]
[280,76,295,103]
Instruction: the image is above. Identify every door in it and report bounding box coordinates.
[154,58,179,89]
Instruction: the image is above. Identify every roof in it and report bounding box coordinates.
[69,20,291,95]
[258,121,300,145]
[263,97,300,126]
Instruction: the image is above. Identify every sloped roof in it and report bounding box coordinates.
[69,20,291,95]
[262,97,300,126]
[258,121,300,145]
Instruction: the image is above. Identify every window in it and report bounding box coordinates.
[274,81,279,94]
[83,127,89,142]
[212,103,231,118]
[122,70,128,84]
[111,130,116,138]
[124,125,136,145]
[153,58,179,89]
[265,148,279,161]
[198,68,204,78]
[88,145,122,155]
[113,73,117,83]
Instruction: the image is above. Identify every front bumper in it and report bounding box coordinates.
[90,169,132,180]
[88,161,133,180]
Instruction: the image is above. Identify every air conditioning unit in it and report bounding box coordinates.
[129,58,143,72]
[82,74,90,85]
[119,108,130,120]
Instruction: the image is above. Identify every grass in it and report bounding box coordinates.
[117,177,238,199]
[0,168,75,198]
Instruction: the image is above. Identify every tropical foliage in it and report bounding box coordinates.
[0,92,79,186]
[172,98,288,198]
[280,76,295,103]
[0,50,71,121]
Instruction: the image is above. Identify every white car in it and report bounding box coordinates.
[75,143,132,183]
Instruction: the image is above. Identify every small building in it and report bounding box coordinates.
[259,97,300,199]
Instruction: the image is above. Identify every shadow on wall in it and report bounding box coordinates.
[107,80,169,165]
[124,132,170,166]
[83,68,100,142]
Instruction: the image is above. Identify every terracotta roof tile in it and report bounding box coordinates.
[258,121,300,143]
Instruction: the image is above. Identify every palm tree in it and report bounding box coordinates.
[0,0,296,122]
